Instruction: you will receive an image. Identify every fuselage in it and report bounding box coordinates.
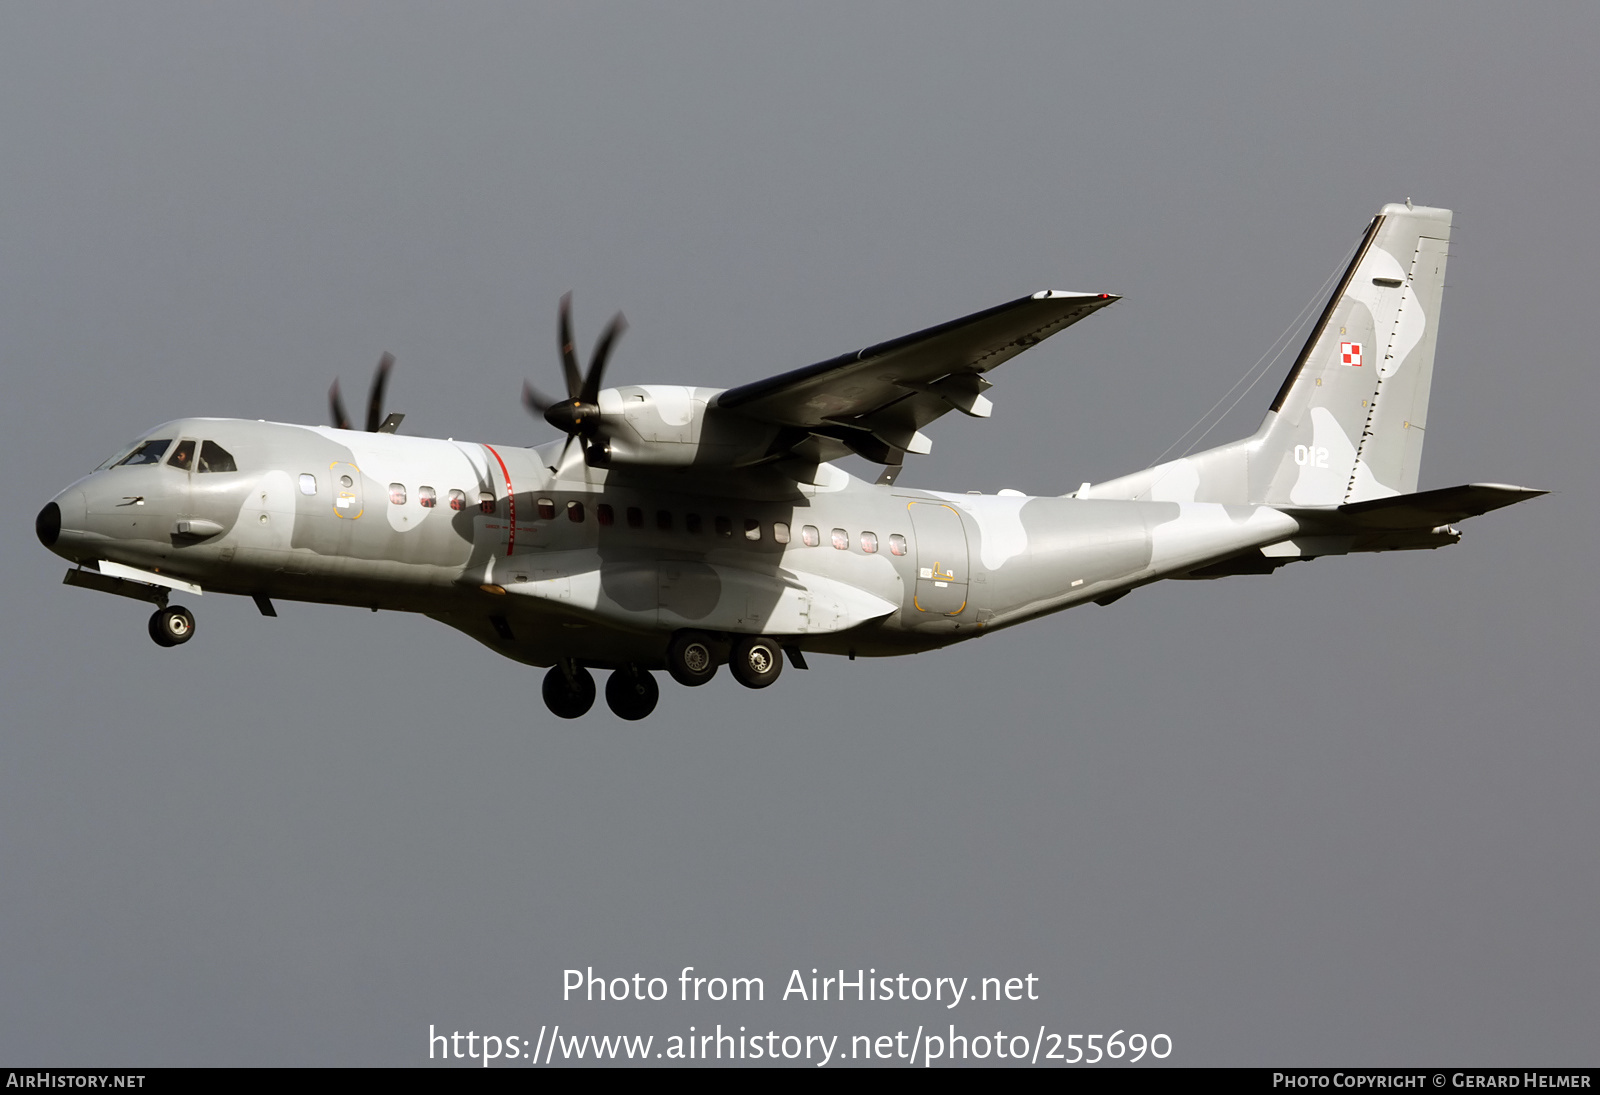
[38,416,1301,669]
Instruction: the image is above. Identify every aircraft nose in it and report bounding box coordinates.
[37,490,85,557]
[36,502,60,547]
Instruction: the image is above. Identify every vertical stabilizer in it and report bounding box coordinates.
[1082,203,1453,507]
[1255,203,1452,504]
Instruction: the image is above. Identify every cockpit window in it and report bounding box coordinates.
[167,440,196,470]
[197,441,237,473]
[113,439,174,468]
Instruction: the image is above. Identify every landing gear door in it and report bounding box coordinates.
[907,502,969,616]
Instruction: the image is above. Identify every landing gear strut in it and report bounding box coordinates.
[542,663,596,719]
[605,667,660,720]
[148,605,195,648]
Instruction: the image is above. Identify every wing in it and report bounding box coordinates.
[714,291,1118,466]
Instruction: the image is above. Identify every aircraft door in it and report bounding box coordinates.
[329,462,365,521]
[907,502,969,616]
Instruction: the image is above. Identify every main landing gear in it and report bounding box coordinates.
[663,630,784,689]
[540,663,663,720]
[605,667,660,721]
[148,605,195,648]
[541,631,795,720]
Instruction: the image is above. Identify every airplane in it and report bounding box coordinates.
[35,201,1544,720]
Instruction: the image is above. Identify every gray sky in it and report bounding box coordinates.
[3,2,1594,1067]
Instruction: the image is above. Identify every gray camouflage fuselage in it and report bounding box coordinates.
[36,202,1543,699]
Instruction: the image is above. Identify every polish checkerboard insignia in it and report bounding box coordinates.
[1340,341,1363,366]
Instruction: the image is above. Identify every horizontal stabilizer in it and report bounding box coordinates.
[1307,482,1548,530]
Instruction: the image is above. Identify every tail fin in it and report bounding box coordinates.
[1085,203,1453,506]
[1256,202,1452,504]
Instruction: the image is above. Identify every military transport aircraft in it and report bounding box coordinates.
[36,202,1543,720]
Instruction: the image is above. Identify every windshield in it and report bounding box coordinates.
[110,439,174,468]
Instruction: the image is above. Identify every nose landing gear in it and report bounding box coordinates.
[148,605,195,648]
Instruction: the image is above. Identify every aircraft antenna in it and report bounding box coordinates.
[1143,233,1360,468]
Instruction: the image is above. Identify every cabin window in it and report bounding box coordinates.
[656,509,673,531]
[299,474,318,496]
[801,525,820,547]
[389,483,407,505]
[889,533,908,556]
[114,439,173,467]
[831,528,849,550]
[341,475,354,488]
[567,500,584,523]
[597,503,614,527]
[860,531,879,554]
[418,486,437,509]
[773,521,791,544]
[448,489,466,511]
[743,518,761,542]
[537,498,555,520]
[198,441,237,473]
[626,506,644,529]
[167,440,196,470]
[715,516,733,538]
[479,492,495,514]
[685,513,703,535]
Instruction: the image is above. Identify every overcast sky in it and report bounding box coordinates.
[3,2,1595,1067]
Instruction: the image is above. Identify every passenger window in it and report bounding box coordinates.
[831,528,849,550]
[715,516,733,538]
[773,522,791,544]
[567,501,585,523]
[389,483,407,505]
[299,474,318,496]
[626,506,644,529]
[597,503,614,527]
[167,440,196,470]
[801,525,820,547]
[418,486,437,509]
[479,492,495,515]
[115,439,173,467]
[889,533,908,556]
[448,489,467,512]
[537,498,555,520]
[198,441,237,473]
[860,531,879,554]
[743,518,761,542]
[685,513,703,535]
[656,509,673,532]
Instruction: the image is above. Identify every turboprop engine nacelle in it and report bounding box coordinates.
[590,384,780,467]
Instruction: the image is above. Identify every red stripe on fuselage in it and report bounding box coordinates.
[483,444,516,556]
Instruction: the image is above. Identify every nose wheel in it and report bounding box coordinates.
[148,605,196,648]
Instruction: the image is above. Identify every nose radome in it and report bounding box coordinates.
[37,490,86,557]
[36,502,60,547]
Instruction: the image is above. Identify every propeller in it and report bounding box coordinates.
[329,352,403,433]
[523,292,627,466]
